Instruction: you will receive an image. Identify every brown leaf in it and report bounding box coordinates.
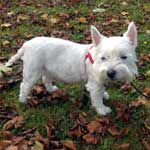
[116,143,130,149]
[3,116,24,130]
[5,145,18,150]
[51,89,68,101]
[0,106,18,124]
[21,127,37,137]
[62,140,77,150]
[68,124,86,137]
[87,121,102,133]
[17,140,29,150]
[144,87,150,97]
[96,117,111,127]
[83,133,102,144]
[32,85,45,96]
[0,131,12,139]
[50,141,63,149]
[108,126,121,136]
[142,139,150,150]
[113,102,131,122]
[11,136,25,145]
[0,140,11,149]
[108,126,129,136]
[76,113,88,126]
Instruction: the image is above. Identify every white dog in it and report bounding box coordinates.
[6,22,138,115]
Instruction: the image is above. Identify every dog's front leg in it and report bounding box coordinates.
[86,80,111,115]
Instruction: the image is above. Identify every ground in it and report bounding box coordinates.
[0,0,150,150]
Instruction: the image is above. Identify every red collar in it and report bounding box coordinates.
[85,45,94,64]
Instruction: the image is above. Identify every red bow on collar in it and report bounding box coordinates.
[85,45,94,64]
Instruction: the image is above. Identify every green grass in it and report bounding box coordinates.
[0,0,150,149]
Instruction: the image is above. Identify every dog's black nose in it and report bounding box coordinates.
[107,70,116,79]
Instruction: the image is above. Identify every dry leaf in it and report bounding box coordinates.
[41,14,48,20]
[116,143,130,149]
[7,11,15,16]
[121,11,128,15]
[142,139,150,150]
[3,116,24,130]
[31,141,44,150]
[78,17,87,23]
[87,121,102,133]
[62,140,77,150]
[49,18,59,24]
[2,40,10,46]
[0,140,11,149]
[83,133,102,144]
[1,23,12,28]
[17,14,29,21]
[5,145,18,150]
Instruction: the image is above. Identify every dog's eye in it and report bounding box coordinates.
[101,57,107,61]
[120,56,127,60]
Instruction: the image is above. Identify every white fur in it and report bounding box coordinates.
[6,22,138,115]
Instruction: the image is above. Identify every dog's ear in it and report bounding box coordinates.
[123,22,137,48]
[91,26,104,47]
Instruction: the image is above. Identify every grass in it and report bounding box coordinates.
[0,0,150,149]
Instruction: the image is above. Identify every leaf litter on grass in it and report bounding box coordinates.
[0,0,150,149]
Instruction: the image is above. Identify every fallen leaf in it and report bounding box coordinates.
[87,121,102,133]
[41,14,48,20]
[50,141,63,149]
[142,139,150,150]
[51,89,68,101]
[0,140,11,149]
[32,85,45,96]
[137,97,150,107]
[121,11,128,15]
[3,116,24,130]
[0,106,18,124]
[68,124,86,137]
[49,17,59,24]
[144,87,150,97]
[7,11,15,16]
[5,145,18,150]
[78,17,87,23]
[62,140,77,150]
[116,143,130,149]
[24,32,33,38]
[17,140,29,150]
[31,141,44,150]
[1,23,12,28]
[108,126,129,137]
[17,14,29,21]
[120,2,128,6]
[0,131,12,139]
[93,8,106,13]
[83,133,102,144]
[2,40,10,46]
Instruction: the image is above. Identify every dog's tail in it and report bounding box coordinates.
[5,46,25,67]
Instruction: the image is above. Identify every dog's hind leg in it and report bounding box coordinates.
[103,92,109,100]
[19,71,41,103]
[42,76,58,93]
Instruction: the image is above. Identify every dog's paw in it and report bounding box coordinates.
[103,92,109,100]
[51,86,58,92]
[46,85,58,93]
[96,105,111,115]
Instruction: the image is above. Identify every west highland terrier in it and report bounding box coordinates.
[6,22,138,115]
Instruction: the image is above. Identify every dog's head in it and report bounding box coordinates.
[91,22,138,83]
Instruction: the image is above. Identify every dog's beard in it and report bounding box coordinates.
[93,63,137,83]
